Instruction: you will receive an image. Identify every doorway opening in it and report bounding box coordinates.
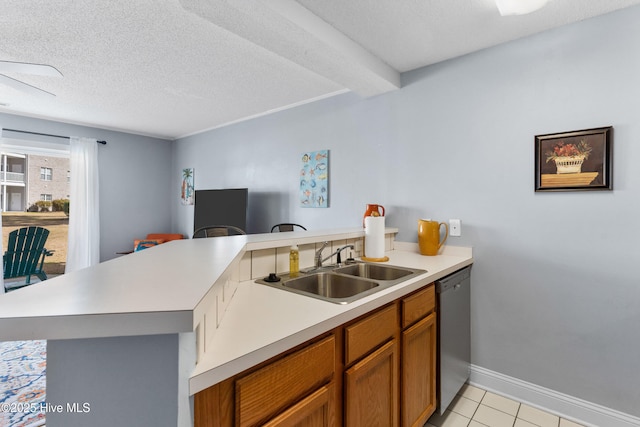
[1,133,70,280]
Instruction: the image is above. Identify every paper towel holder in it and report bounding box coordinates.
[363,215,388,262]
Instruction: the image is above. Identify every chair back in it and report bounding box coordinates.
[146,233,184,242]
[4,226,51,282]
[193,225,246,238]
[270,223,307,232]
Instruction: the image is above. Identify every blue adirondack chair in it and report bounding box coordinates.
[3,226,54,291]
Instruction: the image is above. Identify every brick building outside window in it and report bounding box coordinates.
[1,152,70,212]
[28,155,69,210]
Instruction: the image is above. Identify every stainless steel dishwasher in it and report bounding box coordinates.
[436,266,471,415]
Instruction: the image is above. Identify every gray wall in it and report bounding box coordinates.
[0,113,173,260]
[172,7,640,417]
[47,334,179,427]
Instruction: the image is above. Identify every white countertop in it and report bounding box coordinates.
[0,236,247,341]
[188,243,473,395]
[0,227,392,341]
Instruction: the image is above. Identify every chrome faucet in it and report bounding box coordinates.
[315,241,330,268]
[316,244,355,268]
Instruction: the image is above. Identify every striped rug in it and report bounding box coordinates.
[0,340,46,427]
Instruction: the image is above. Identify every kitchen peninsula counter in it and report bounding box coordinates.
[0,236,248,341]
[0,228,472,427]
[0,228,381,341]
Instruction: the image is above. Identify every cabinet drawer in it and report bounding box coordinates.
[236,335,335,427]
[345,303,398,366]
[402,284,435,328]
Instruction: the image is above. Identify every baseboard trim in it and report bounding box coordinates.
[469,365,640,427]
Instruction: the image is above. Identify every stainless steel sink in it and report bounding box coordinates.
[283,272,379,301]
[256,261,427,304]
[333,263,415,281]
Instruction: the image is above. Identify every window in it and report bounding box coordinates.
[40,167,52,181]
[40,194,52,201]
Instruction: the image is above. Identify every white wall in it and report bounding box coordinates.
[172,6,640,417]
[0,112,173,260]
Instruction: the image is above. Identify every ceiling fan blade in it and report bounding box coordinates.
[0,60,63,77]
[0,74,55,97]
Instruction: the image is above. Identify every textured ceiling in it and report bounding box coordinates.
[0,0,639,140]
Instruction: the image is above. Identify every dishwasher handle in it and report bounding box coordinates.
[436,266,471,293]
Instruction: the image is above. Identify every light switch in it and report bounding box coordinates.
[449,219,461,236]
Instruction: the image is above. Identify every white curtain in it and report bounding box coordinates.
[66,137,100,273]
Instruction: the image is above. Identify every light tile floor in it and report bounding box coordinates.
[427,384,586,427]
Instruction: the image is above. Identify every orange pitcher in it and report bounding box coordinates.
[418,219,449,256]
[363,204,385,227]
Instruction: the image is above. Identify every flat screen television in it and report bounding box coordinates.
[194,188,248,234]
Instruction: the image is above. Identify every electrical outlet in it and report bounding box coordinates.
[449,219,461,236]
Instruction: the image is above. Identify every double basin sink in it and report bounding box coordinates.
[256,262,426,304]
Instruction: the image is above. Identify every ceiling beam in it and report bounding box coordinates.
[179,0,401,97]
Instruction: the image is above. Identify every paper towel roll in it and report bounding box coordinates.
[364,216,385,258]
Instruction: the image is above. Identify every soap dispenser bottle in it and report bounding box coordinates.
[289,244,299,277]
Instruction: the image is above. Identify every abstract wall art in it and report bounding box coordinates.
[300,150,328,208]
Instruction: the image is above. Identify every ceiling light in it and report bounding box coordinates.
[496,0,549,16]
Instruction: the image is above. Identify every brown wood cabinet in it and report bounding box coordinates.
[194,282,437,427]
[400,286,437,427]
[343,303,399,427]
[345,340,398,427]
[195,335,336,427]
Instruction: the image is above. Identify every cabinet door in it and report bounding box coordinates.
[235,336,335,427]
[263,383,335,427]
[344,340,398,427]
[401,312,437,427]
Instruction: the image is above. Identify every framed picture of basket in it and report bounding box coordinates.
[535,126,613,192]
